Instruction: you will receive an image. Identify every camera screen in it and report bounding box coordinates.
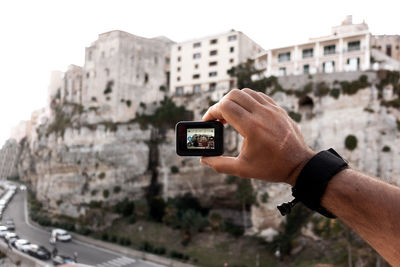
[187,128,215,149]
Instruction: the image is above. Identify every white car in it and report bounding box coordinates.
[5,232,18,242]
[0,226,9,238]
[51,229,72,242]
[14,239,31,252]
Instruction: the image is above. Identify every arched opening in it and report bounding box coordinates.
[298,95,314,119]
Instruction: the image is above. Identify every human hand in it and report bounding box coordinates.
[200,88,315,186]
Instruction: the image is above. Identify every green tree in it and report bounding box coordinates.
[235,179,256,230]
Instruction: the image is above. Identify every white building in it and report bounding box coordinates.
[0,139,19,180]
[254,16,371,77]
[170,30,264,98]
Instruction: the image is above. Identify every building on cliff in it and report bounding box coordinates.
[61,65,83,105]
[81,30,174,122]
[0,139,19,180]
[371,35,400,62]
[254,16,375,76]
[169,30,264,99]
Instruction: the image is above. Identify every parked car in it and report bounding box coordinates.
[52,255,76,266]
[9,237,18,247]
[5,219,15,231]
[51,229,72,242]
[19,185,27,191]
[0,226,9,238]
[27,244,51,260]
[4,232,18,242]
[14,239,31,252]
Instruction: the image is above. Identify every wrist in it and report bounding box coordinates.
[286,149,316,187]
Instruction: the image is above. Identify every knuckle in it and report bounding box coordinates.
[227,88,241,99]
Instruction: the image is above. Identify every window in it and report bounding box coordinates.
[302,48,313,59]
[209,83,216,91]
[230,47,235,53]
[210,39,218,44]
[303,64,310,74]
[323,61,335,73]
[176,87,183,95]
[177,56,181,62]
[278,52,291,62]
[177,46,181,51]
[209,71,217,77]
[210,50,218,56]
[193,74,200,79]
[193,53,201,59]
[194,64,199,69]
[324,45,336,55]
[177,76,180,81]
[386,44,392,56]
[193,42,201,48]
[229,58,234,64]
[177,67,181,72]
[279,67,286,76]
[209,61,217,66]
[193,84,201,94]
[348,41,360,52]
[228,35,237,41]
[88,51,93,61]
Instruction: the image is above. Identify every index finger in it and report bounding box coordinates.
[202,98,251,137]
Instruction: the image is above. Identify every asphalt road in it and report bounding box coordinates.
[2,190,164,267]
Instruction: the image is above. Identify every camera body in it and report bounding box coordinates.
[176,121,224,156]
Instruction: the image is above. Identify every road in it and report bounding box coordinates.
[2,190,164,267]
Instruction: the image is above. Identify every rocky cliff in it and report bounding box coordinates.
[17,70,400,236]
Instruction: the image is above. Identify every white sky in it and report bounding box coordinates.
[0,0,399,146]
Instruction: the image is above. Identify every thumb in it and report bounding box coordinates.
[200,156,239,176]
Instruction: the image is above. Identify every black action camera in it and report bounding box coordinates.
[176,121,224,156]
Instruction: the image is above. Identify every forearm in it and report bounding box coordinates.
[321,168,400,265]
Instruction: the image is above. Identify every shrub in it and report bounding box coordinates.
[225,175,238,184]
[113,186,121,193]
[114,198,135,217]
[345,135,358,151]
[91,189,97,196]
[98,172,106,179]
[104,80,114,94]
[314,82,330,97]
[110,235,117,243]
[170,250,189,261]
[288,111,302,123]
[56,199,63,206]
[224,221,244,237]
[140,102,147,109]
[382,146,391,152]
[103,189,109,198]
[139,241,154,252]
[101,232,109,241]
[261,192,269,203]
[159,85,166,91]
[126,100,132,107]
[170,165,179,174]
[330,88,340,99]
[89,201,103,209]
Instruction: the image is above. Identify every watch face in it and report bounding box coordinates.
[176,121,223,156]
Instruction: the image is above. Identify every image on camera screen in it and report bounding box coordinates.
[187,128,215,149]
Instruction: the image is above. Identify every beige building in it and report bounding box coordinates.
[82,31,173,122]
[255,16,371,77]
[371,35,400,62]
[170,30,264,98]
[61,65,83,104]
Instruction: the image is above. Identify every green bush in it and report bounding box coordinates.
[101,232,109,241]
[295,82,313,98]
[382,146,391,152]
[89,201,103,208]
[126,100,132,107]
[98,172,106,179]
[330,88,340,99]
[113,186,121,193]
[159,85,166,91]
[170,165,179,174]
[104,80,113,94]
[225,221,244,237]
[170,250,190,261]
[113,198,135,217]
[288,111,302,123]
[110,235,117,243]
[91,189,98,196]
[261,192,269,203]
[345,135,358,151]
[103,189,109,198]
[225,175,238,184]
[314,82,330,97]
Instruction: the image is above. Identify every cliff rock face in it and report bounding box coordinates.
[18,72,400,235]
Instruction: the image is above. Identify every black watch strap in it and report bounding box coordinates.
[278,148,348,218]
